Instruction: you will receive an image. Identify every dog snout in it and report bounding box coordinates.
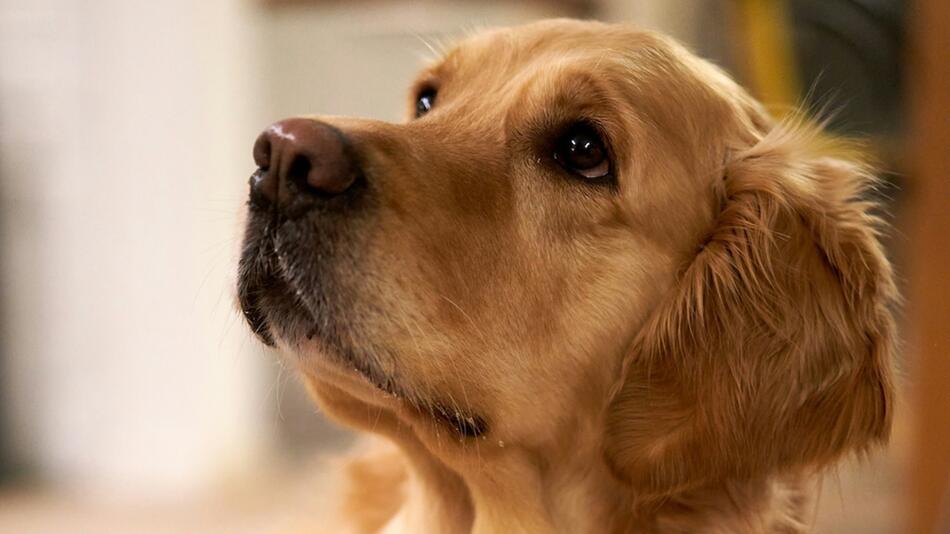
[250,118,361,215]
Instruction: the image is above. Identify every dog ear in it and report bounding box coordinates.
[604,120,898,498]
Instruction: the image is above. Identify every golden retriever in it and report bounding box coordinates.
[237,19,897,534]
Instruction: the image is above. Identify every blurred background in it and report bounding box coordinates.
[0,0,946,532]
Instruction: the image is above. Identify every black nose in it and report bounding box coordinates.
[249,118,360,215]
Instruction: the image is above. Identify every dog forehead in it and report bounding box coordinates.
[432,22,702,112]
[448,21,680,72]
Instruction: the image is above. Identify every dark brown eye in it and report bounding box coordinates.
[415,89,436,118]
[553,123,610,179]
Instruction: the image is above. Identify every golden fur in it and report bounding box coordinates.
[256,20,897,533]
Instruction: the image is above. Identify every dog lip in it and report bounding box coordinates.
[236,245,316,348]
[237,210,286,348]
[434,404,489,438]
[237,272,276,347]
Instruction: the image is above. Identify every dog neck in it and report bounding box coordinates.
[308,377,808,532]
[308,372,807,532]
[368,434,808,534]
[378,432,626,533]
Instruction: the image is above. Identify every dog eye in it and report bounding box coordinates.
[553,123,610,179]
[415,89,437,118]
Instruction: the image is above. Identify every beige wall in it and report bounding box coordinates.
[0,0,268,497]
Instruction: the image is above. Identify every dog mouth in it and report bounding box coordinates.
[237,207,400,390]
[237,211,347,350]
[237,185,490,439]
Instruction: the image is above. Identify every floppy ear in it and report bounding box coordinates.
[604,120,898,497]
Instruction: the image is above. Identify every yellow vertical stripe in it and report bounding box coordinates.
[737,0,801,115]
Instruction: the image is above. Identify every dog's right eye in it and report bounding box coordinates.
[415,89,437,118]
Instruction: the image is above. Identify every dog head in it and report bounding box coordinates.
[237,19,896,494]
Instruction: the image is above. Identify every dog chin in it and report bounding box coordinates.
[271,316,490,439]
[238,265,398,399]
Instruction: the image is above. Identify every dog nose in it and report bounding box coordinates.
[249,118,360,213]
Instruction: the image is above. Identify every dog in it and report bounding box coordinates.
[237,19,897,533]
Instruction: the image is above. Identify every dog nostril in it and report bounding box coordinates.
[252,133,271,171]
[249,131,278,207]
[287,154,312,190]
